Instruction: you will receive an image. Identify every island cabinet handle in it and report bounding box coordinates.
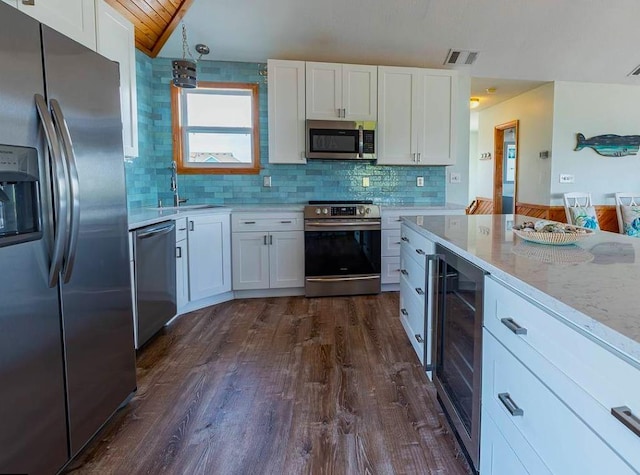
[415,334,424,343]
[501,317,528,335]
[400,269,409,276]
[395,219,402,222]
[401,236,409,242]
[394,241,402,245]
[244,221,256,224]
[415,288,425,296]
[280,220,292,224]
[498,393,524,417]
[189,221,194,231]
[611,406,640,437]
[416,249,425,255]
[400,308,409,316]
[176,246,182,258]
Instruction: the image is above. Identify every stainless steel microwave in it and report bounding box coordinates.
[306,120,376,160]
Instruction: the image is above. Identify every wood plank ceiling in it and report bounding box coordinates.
[105,0,195,57]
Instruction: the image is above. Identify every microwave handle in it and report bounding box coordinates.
[358,125,364,158]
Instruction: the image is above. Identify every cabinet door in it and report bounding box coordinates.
[269,231,304,288]
[416,70,456,165]
[231,232,270,290]
[96,1,138,158]
[187,214,231,300]
[342,64,377,121]
[377,66,418,165]
[480,413,540,475]
[306,62,342,120]
[176,240,189,310]
[267,60,306,164]
[18,0,96,50]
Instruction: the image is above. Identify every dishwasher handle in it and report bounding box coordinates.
[137,222,175,239]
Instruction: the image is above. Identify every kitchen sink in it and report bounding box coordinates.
[149,204,224,211]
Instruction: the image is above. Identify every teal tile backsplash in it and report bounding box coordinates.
[126,51,446,209]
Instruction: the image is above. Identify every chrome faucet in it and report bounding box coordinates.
[169,161,187,207]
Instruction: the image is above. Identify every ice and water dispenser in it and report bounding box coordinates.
[0,145,41,247]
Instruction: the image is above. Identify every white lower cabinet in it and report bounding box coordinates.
[231,212,304,291]
[187,213,231,301]
[398,222,435,369]
[480,412,539,475]
[175,218,188,311]
[481,276,640,474]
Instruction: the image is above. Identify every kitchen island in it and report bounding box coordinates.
[401,213,640,474]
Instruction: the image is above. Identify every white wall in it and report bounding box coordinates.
[468,129,478,201]
[445,72,471,206]
[475,83,554,203]
[550,81,640,205]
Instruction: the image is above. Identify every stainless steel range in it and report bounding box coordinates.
[304,201,381,297]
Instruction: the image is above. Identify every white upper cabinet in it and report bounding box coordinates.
[306,62,377,121]
[377,66,457,166]
[96,0,138,158]
[267,60,306,164]
[18,0,97,50]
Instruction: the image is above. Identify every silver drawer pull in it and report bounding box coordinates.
[611,406,640,437]
[395,219,402,222]
[244,221,256,224]
[415,288,424,296]
[400,269,408,276]
[415,334,424,343]
[416,249,425,255]
[401,236,409,242]
[394,241,402,245]
[280,220,292,223]
[498,393,524,417]
[400,308,408,316]
[176,246,182,258]
[501,317,528,335]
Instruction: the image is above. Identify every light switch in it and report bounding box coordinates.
[450,172,462,184]
[263,175,272,187]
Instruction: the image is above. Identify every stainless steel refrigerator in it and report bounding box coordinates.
[0,4,136,474]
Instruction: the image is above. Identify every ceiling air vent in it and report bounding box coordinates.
[628,64,640,76]
[444,49,479,66]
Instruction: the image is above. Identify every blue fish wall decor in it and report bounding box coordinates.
[575,133,640,157]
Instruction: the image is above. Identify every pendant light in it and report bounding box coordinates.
[172,23,210,88]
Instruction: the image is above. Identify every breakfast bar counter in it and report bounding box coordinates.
[402,213,640,363]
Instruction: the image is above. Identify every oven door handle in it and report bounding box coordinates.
[306,275,380,283]
[305,220,381,228]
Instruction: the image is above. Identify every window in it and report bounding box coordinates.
[171,82,260,174]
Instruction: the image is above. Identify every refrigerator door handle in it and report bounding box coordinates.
[50,99,80,284]
[35,94,69,288]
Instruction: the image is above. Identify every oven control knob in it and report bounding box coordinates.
[315,208,321,215]
[358,208,364,215]
[322,208,329,215]
[365,207,371,214]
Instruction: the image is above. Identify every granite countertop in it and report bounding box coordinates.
[128,202,466,230]
[402,214,640,364]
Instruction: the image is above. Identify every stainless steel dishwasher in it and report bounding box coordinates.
[134,221,177,348]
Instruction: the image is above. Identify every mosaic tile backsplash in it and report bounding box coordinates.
[126,51,446,209]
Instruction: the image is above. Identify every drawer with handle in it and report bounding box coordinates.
[399,251,426,304]
[175,217,188,242]
[232,212,303,232]
[400,273,426,364]
[400,223,435,267]
[485,276,640,468]
[483,330,635,474]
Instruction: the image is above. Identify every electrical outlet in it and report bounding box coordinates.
[559,174,575,184]
[362,177,370,187]
[450,172,462,184]
[263,175,272,187]
[416,176,424,187]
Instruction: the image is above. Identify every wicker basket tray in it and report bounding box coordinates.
[512,228,594,246]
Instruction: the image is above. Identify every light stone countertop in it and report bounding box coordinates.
[402,214,640,365]
[128,203,465,230]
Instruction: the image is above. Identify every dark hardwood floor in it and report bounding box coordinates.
[64,293,471,474]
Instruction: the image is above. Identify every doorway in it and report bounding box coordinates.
[492,120,519,214]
